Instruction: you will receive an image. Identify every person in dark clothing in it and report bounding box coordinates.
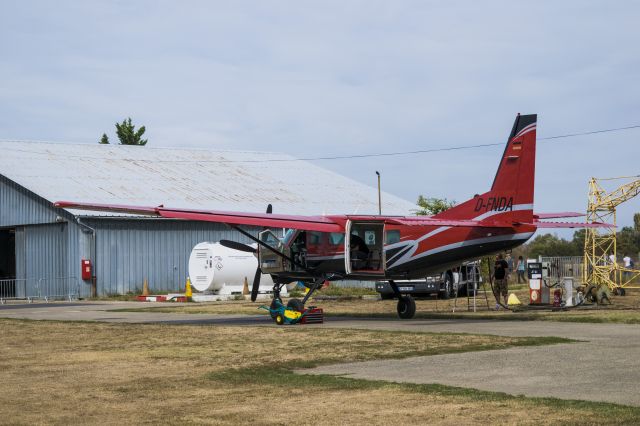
[349,234,369,269]
[350,234,369,254]
[492,254,509,309]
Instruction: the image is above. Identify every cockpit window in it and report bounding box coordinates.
[259,230,281,248]
[385,230,401,244]
[329,232,345,246]
[308,232,322,245]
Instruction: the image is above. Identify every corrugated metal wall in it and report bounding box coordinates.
[24,223,68,279]
[1,175,78,298]
[0,176,61,227]
[86,218,263,295]
[26,223,69,297]
[1,175,275,297]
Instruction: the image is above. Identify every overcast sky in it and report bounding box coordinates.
[1,1,638,234]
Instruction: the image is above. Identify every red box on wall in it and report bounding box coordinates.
[81,259,92,281]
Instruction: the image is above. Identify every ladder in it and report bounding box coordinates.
[452,263,491,312]
[465,263,490,312]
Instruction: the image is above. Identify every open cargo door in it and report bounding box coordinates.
[345,220,386,276]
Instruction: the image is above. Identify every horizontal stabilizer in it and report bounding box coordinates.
[531,220,615,229]
[534,212,584,219]
[390,218,515,228]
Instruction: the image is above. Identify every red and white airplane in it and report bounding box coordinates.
[55,114,606,319]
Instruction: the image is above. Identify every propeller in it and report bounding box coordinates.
[221,204,274,302]
[251,266,261,302]
[219,239,257,253]
[250,203,273,301]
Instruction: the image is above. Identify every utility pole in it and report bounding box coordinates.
[376,171,381,215]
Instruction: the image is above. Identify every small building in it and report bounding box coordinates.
[0,141,416,298]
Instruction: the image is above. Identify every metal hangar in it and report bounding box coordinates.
[0,141,416,298]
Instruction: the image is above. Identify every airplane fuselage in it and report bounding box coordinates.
[262,220,536,283]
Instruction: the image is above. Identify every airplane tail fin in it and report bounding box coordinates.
[434,114,537,224]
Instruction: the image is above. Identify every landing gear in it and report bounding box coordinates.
[267,279,324,324]
[389,280,417,320]
[440,273,454,299]
[397,296,416,319]
[270,283,285,319]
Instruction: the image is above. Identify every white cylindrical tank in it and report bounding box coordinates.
[188,242,275,293]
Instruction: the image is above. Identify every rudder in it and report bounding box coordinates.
[435,114,537,224]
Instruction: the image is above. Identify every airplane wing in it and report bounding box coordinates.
[54,201,345,232]
[55,201,519,232]
[533,212,585,219]
[54,201,612,231]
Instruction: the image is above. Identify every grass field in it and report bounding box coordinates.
[1,319,639,425]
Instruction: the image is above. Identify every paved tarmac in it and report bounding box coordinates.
[0,301,270,324]
[2,301,639,407]
[312,319,640,407]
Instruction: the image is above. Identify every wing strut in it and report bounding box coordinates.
[228,225,312,272]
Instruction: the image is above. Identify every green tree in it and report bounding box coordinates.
[526,233,579,258]
[99,133,110,144]
[572,229,587,254]
[634,213,640,233]
[415,196,456,216]
[115,117,148,146]
[617,226,640,259]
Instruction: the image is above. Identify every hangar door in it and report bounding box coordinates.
[0,228,16,298]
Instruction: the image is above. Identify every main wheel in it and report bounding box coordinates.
[275,314,285,325]
[441,273,453,299]
[269,298,282,319]
[397,296,416,319]
[287,298,305,311]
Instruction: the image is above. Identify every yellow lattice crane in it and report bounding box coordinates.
[583,176,640,294]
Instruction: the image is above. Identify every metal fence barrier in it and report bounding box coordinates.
[539,256,584,284]
[35,277,80,302]
[0,277,80,304]
[0,279,33,304]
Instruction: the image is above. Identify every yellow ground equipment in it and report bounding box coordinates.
[583,176,640,293]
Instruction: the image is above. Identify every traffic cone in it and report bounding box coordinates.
[142,279,150,296]
[507,293,522,306]
[242,277,249,296]
[185,277,192,301]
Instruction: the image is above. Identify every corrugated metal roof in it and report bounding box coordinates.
[0,141,417,217]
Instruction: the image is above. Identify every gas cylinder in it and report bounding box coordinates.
[553,288,562,307]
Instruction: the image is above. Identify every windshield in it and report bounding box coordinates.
[282,229,297,245]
